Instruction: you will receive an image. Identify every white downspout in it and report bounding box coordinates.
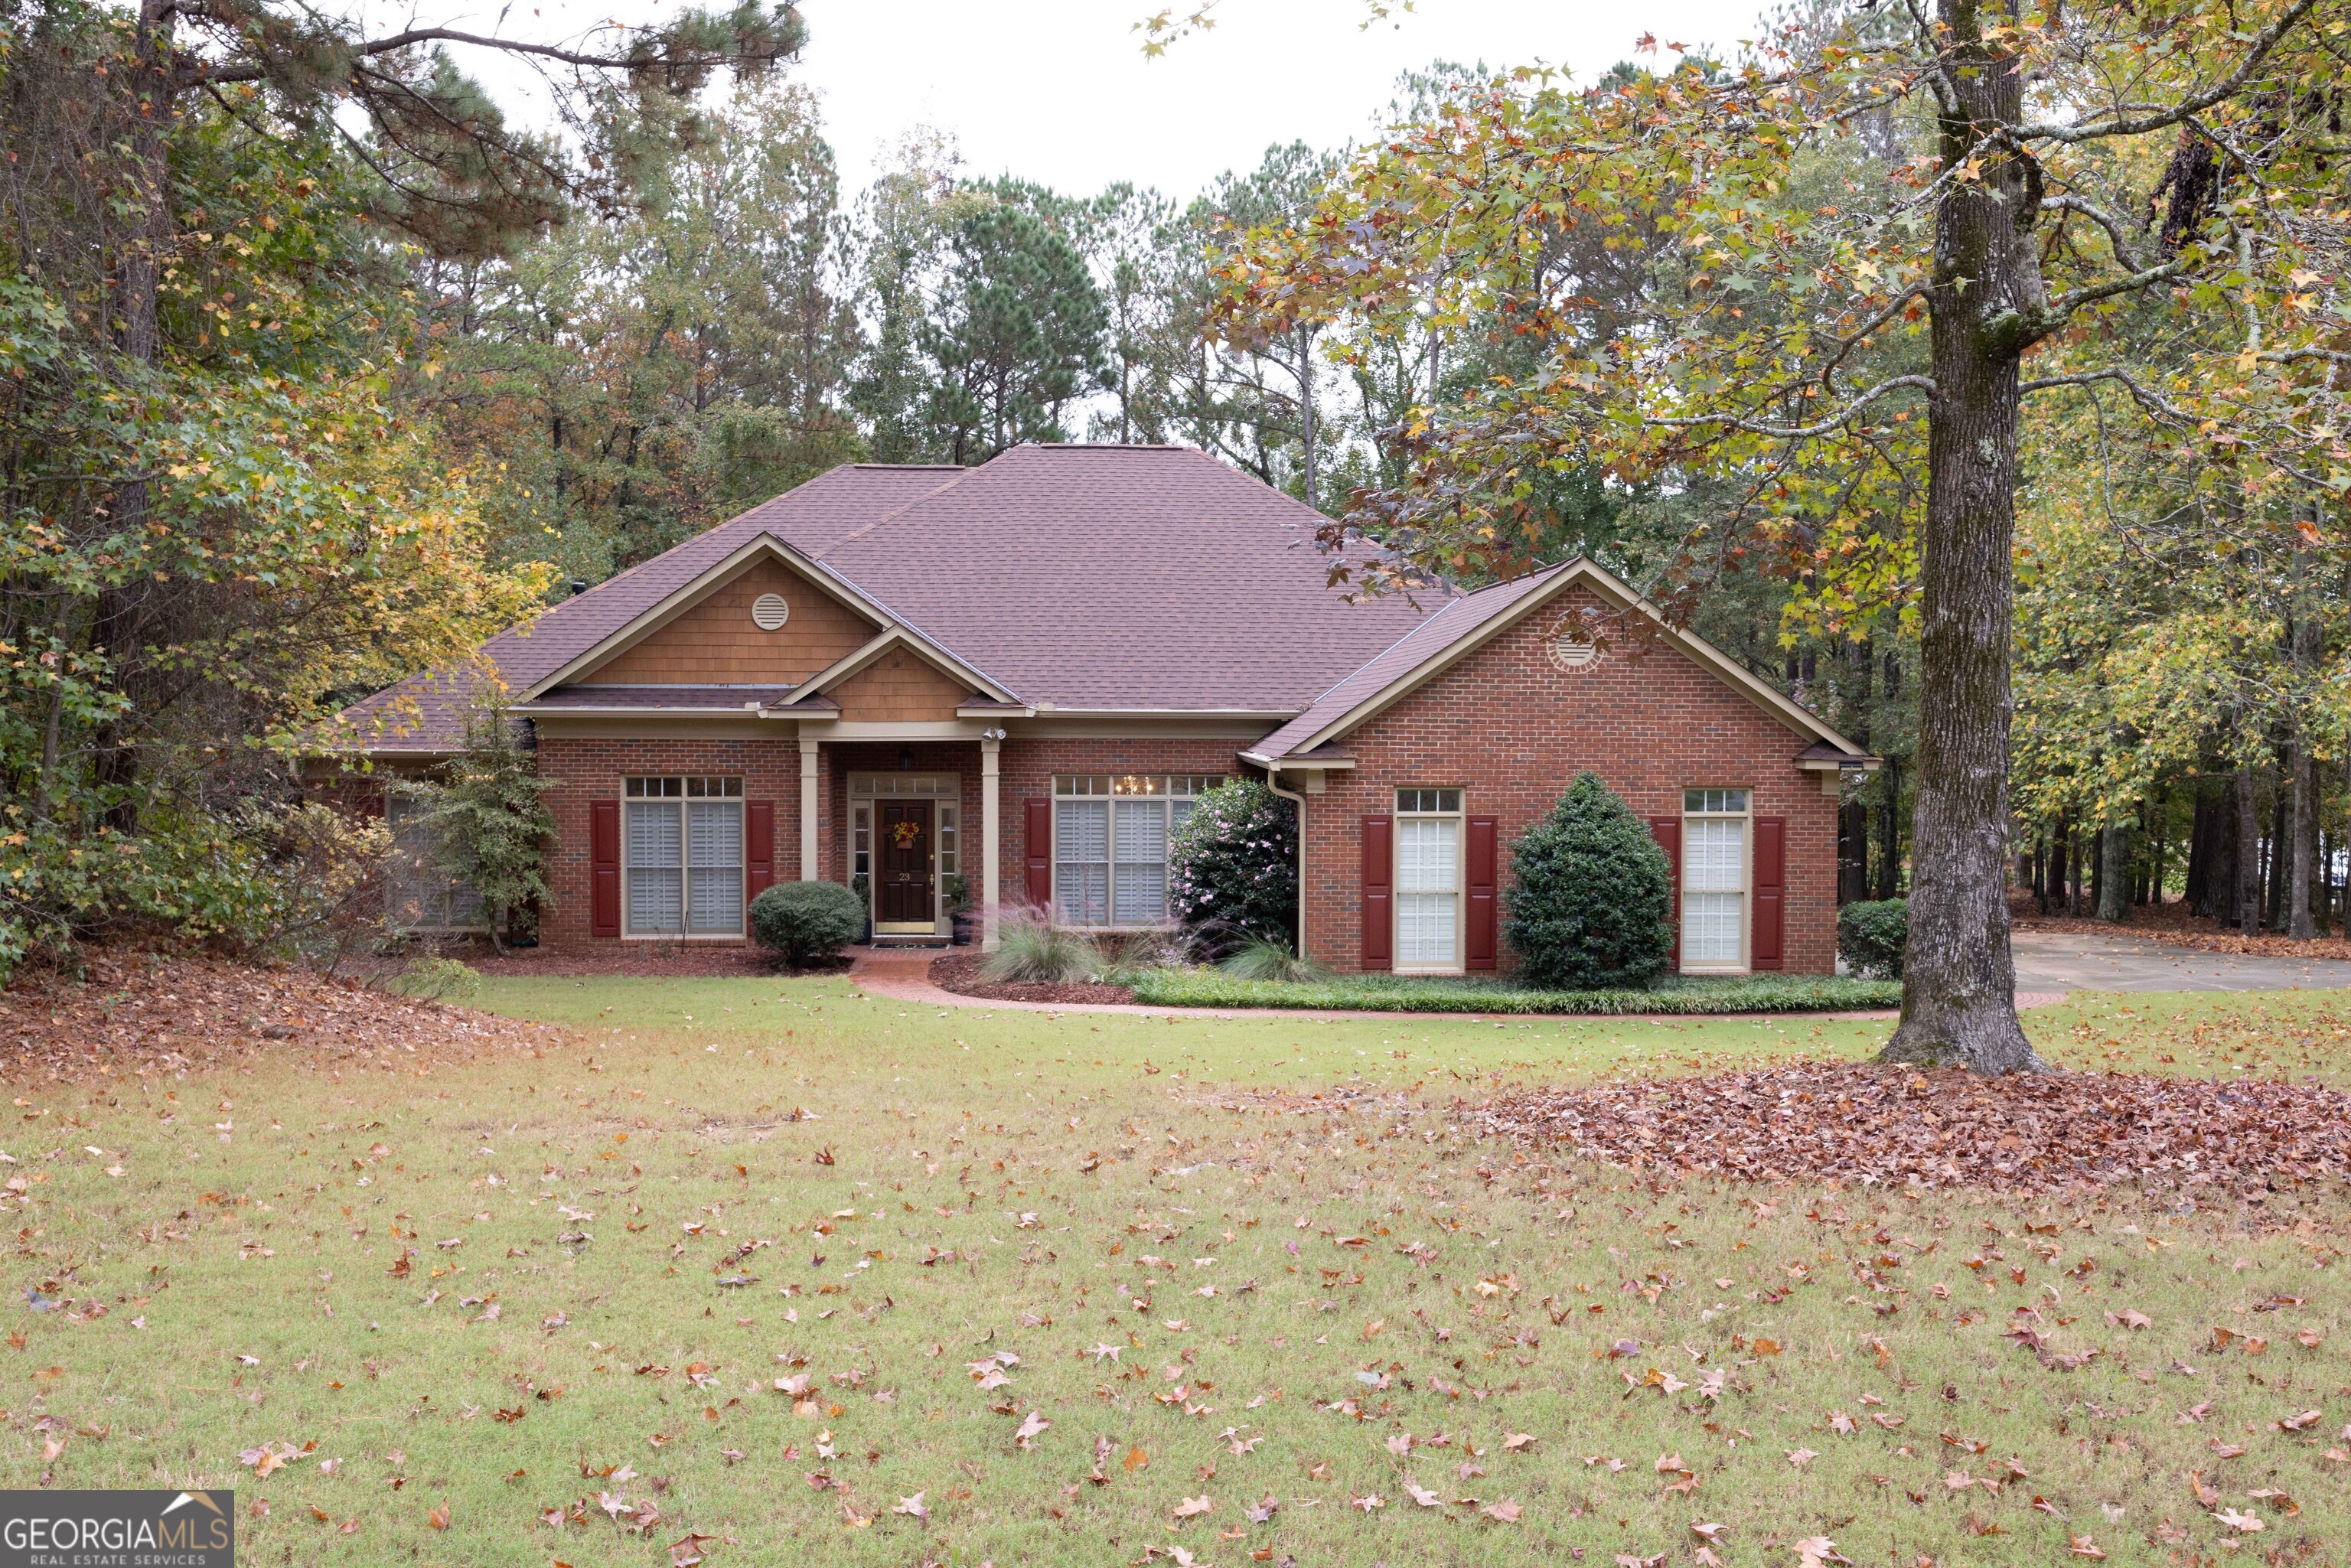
[1265,764,1309,960]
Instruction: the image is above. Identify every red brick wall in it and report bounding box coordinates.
[1299,588,1839,975]
[536,735,806,947]
[531,734,1249,945]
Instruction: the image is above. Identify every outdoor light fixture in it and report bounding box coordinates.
[898,747,915,771]
[981,726,1008,742]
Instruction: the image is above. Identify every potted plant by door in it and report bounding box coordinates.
[945,873,974,946]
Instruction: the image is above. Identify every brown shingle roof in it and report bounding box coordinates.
[333,447,1429,751]
[787,445,1428,712]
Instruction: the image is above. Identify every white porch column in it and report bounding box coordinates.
[798,732,820,882]
[980,731,1003,951]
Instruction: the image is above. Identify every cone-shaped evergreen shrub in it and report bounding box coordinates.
[1503,771,1674,989]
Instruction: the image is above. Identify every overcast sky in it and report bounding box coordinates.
[425,0,1767,202]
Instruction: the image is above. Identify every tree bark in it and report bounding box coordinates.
[2235,766,2262,932]
[2290,742,2316,938]
[2096,821,2129,922]
[1879,5,2043,1071]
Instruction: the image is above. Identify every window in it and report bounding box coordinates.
[851,804,871,881]
[1052,774,1221,926]
[624,776,744,936]
[386,794,484,931]
[1395,787,1463,970]
[1682,787,1750,968]
[937,803,958,878]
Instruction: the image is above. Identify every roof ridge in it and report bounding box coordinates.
[818,465,974,557]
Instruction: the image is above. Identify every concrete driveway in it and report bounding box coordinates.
[2011,929,2351,993]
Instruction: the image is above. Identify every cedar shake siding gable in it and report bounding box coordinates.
[332,464,961,754]
[576,556,880,687]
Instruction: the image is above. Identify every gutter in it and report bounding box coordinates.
[1261,762,1311,962]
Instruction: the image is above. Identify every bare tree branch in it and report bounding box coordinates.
[2009,0,2321,144]
[1650,374,1936,438]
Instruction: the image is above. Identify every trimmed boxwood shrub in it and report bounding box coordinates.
[1503,771,1674,990]
[1169,779,1298,957]
[750,880,866,968]
[1837,897,1909,979]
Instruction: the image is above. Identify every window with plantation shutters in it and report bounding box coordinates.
[1681,787,1749,969]
[1050,775,1220,927]
[1394,788,1463,971]
[623,776,744,936]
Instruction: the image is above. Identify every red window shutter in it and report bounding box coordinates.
[1466,814,1498,970]
[1023,797,1052,910]
[1648,816,1681,971]
[746,800,776,901]
[1361,815,1394,971]
[591,800,621,938]
[1753,815,1786,970]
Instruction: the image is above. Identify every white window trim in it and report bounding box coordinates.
[622,785,746,941]
[1394,787,1466,976]
[1679,787,1753,974]
[1048,775,1221,929]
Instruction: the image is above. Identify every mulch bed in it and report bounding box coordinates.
[1477,1063,2351,1194]
[929,951,1134,1006]
[0,947,566,1081]
[426,940,820,979]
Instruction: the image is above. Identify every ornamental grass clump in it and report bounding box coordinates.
[1168,780,1298,957]
[1503,771,1674,990]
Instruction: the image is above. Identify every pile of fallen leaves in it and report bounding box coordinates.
[1477,1064,2351,1193]
[0,947,565,1080]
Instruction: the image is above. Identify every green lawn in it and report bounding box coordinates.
[8,976,2349,1566]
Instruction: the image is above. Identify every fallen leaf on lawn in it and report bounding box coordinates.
[1172,1495,1213,1520]
[892,1493,928,1521]
[1797,1537,1854,1568]
[2216,1508,2263,1534]
[2067,1536,2105,1560]
[1503,1433,1537,1452]
[1014,1411,1051,1449]
[2277,1410,2321,1432]
[1125,1445,1149,1472]
[1692,1521,1728,1542]
[1787,1449,1821,1468]
[1405,1481,1443,1508]
[426,1504,449,1531]
[1479,1499,1522,1524]
[1751,1338,1782,1356]
[1348,1493,1384,1512]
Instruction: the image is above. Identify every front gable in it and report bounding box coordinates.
[576,554,879,687]
[827,647,972,722]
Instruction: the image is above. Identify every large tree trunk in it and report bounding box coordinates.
[2289,742,2316,938]
[2235,766,2262,932]
[2096,821,2129,922]
[1880,0,2043,1072]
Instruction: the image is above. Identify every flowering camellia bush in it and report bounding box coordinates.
[1168,779,1298,957]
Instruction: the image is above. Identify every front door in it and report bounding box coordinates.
[876,800,934,930]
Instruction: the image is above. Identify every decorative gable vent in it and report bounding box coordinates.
[1547,617,1599,671]
[750,592,791,631]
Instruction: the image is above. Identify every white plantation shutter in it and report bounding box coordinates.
[1682,817,1745,964]
[1395,817,1459,967]
[686,802,744,934]
[1056,800,1109,925]
[627,804,683,934]
[1113,801,1169,924]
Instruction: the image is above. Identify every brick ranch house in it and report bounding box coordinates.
[325,444,1878,975]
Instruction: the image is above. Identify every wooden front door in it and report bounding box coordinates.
[877,800,934,927]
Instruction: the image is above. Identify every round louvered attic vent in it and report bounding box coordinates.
[750,592,790,631]
[1548,621,1599,671]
